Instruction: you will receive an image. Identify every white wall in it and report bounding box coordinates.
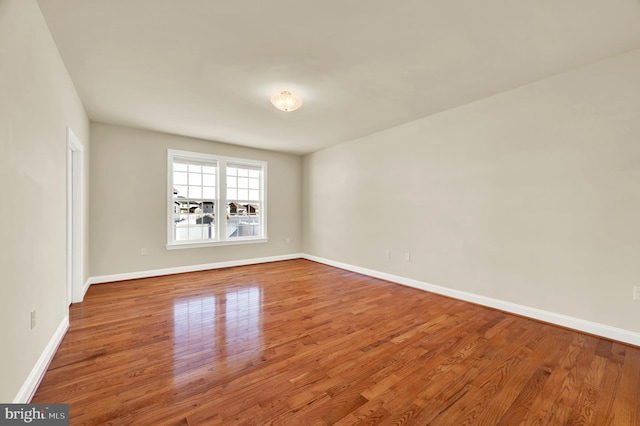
[0,0,90,402]
[303,49,640,334]
[89,123,302,277]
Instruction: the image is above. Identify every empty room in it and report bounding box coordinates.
[1,0,640,424]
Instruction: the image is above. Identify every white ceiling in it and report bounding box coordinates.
[37,0,640,155]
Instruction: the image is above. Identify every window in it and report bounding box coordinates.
[168,150,267,248]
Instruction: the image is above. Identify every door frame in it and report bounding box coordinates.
[67,127,84,304]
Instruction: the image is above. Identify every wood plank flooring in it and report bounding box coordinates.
[32,259,640,425]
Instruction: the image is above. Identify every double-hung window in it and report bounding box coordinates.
[167,149,267,248]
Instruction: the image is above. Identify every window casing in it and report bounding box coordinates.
[167,150,267,248]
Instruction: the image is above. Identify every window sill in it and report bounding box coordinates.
[166,238,268,250]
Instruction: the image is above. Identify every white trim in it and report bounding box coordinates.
[302,254,640,347]
[67,127,84,304]
[82,278,91,299]
[166,237,268,250]
[83,253,640,346]
[261,162,268,240]
[87,253,303,285]
[17,256,638,407]
[14,316,69,403]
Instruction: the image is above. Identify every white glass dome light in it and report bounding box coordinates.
[270,90,303,112]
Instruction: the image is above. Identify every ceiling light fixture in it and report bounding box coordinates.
[270,90,303,112]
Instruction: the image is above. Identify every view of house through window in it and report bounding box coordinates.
[168,150,266,248]
[226,164,262,239]
[172,159,217,241]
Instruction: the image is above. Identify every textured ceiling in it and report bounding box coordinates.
[37,0,640,154]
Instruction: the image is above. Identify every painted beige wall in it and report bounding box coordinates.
[0,0,90,401]
[90,123,302,277]
[303,49,640,333]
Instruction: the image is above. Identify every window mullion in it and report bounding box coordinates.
[218,160,227,242]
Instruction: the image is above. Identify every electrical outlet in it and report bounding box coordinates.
[385,250,391,260]
[140,248,147,256]
[30,309,36,329]
[404,252,411,262]
[634,286,640,301]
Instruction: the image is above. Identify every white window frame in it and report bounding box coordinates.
[167,149,268,249]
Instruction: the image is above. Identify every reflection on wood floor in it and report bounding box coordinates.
[33,259,640,425]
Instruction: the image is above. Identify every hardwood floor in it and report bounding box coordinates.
[33,259,639,425]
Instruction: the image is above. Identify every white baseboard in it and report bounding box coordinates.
[83,252,640,346]
[303,254,640,347]
[82,278,91,300]
[14,316,69,403]
[87,253,304,286]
